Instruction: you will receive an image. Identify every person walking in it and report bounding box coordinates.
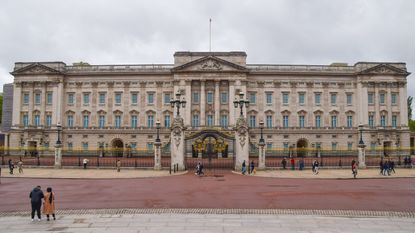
[281,158,287,169]
[29,186,44,221]
[43,187,56,221]
[241,160,247,175]
[116,160,121,172]
[83,158,89,169]
[8,159,14,175]
[250,161,255,175]
[390,160,396,174]
[290,158,295,170]
[379,159,384,175]
[313,160,319,175]
[17,160,24,174]
[351,160,358,179]
[299,159,304,171]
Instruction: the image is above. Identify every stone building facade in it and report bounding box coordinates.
[4,51,411,157]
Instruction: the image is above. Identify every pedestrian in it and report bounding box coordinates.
[299,159,304,171]
[199,162,204,175]
[379,159,384,175]
[116,160,121,172]
[195,162,200,175]
[43,187,56,221]
[250,161,255,175]
[29,185,44,221]
[313,160,319,175]
[409,156,413,168]
[390,160,395,174]
[241,160,247,175]
[281,157,287,169]
[290,158,295,170]
[8,159,14,175]
[83,158,89,169]
[383,160,390,176]
[351,160,358,179]
[18,160,24,174]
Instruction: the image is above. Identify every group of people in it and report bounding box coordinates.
[241,160,256,175]
[29,186,56,222]
[404,156,413,168]
[8,159,24,175]
[379,159,396,176]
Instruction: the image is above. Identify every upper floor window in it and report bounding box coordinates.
[368,114,375,128]
[331,115,337,128]
[368,93,374,104]
[67,115,74,127]
[115,93,122,105]
[35,93,41,105]
[348,142,353,151]
[207,92,213,104]
[147,115,154,128]
[249,92,256,104]
[83,115,89,128]
[23,114,29,127]
[130,115,138,128]
[34,114,40,126]
[392,115,398,127]
[282,93,289,105]
[380,93,386,105]
[266,115,273,128]
[82,142,88,152]
[207,115,214,126]
[380,115,386,127]
[330,93,337,106]
[147,93,154,104]
[83,93,90,105]
[115,115,121,128]
[192,114,199,127]
[299,93,305,105]
[347,116,353,128]
[314,93,321,105]
[220,115,228,127]
[164,115,171,127]
[221,92,228,104]
[68,93,74,104]
[99,115,105,129]
[315,115,321,128]
[131,93,138,105]
[266,93,273,105]
[99,93,106,104]
[23,93,29,104]
[391,93,397,105]
[298,115,305,128]
[249,115,256,128]
[192,92,199,104]
[47,92,52,105]
[346,93,353,105]
[283,115,289,128]
[332,142,337,151]
[164,93,171,105]
[46,114,52,127]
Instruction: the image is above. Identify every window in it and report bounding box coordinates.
[298,115,305,128]
[23,114,29,127]
[34,114,40,126]
[315,93,321,105]
[380,93,385,104]
[347,116,353,128]
[147,115,154,128]
[391,93,397,105]
[266,115,273,128]
[115,115,121,128]
[67,115,74,127]
[299,93,305,105]
[47,93,52,105]
[220,115,228,127]
[68,93,74,104]
[346,94,352,105]
[192,92,199,104]
[266,93,272,105]
[283,143,289,151]
[331,142,337,151]
[207,92,213,104]
[99,93,106,104]
[82,142,88,152]
[207,115,214,126]
[371,142,377,151]
[164,93,171,105]
[164,115,170,127]
[67,142,73,151]
[46,115,52,127]
[369,115,375,128]
[368,93,374,104]
[330,93,337,105]
[283,116,289,128]
[348,142,353,151]
[392,115,397,127]
[130,143,137,150]
[249,115,256,128]
[148,93,154,104]
[35,93,41,105]
[282,93,289,105]
[23,93,29,104]
[99,115,105,129]
[115,93,122,104]
[192,114,199,127]
[83,115,89,128]
[331,116,337,128]
[315,115,321,128]
[249,92,256,104]
[131,115,138,128]
[147,143,153,151]
[221,92,228,104]
[267,143,273,150]
[380,115,386,127]
[131,93,138,105]
[83,93,90,105]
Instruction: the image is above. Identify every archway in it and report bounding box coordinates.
[296,139,308,157]
[112,138,124,157]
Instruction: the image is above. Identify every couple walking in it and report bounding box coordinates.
[29,186,56,221]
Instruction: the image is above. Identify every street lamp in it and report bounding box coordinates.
[233,91,250,117]
[155,120,161,143]
[259,120,265,145]
[56,122,62,145]
[358,124,364,145]
[170,90,186,117]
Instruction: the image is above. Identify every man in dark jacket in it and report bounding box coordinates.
[29,186,44,221]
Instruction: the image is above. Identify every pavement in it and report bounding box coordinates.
[1,210,415,233]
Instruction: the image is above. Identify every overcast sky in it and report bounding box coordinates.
[0,0,414,116]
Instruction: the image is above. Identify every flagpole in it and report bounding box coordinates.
[209,18,212,52]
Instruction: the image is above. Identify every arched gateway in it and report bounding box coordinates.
[111,138,124,157]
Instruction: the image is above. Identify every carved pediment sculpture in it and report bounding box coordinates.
[199,59,222,70]
[11,63,63,75]
[358,64,410,76]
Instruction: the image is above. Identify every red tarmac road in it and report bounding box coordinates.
[1,172,415,212]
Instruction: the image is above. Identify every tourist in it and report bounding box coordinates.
[17,160,24,174]
[8,159,14,175]
[281,158,287,169]
[29,186,44,221]
[351,160,358,179]
[383,160,390,176]
[250,161,255,175]
[43,187,56,221]
[241,160,247,175]
[195,162,200,175]
[299,159,304,171]
[116,160,121,172]
[199,162,204,175]
[379,159,384,175]
[313,160,319,175]
[408,156,413,168]
[83,158,89,169]
[390,160,395,174]
[290,158,295,170]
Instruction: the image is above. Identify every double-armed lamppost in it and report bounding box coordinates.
[259,120,265,145]
[358,124,364,146]
[170,90,186,117]
[56,122,62,145]
[155,120,161,144]
[233,91,250,117]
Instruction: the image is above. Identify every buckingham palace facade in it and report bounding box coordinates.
[2,51,411,157]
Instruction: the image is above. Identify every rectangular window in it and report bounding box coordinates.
[35,93,41,105]
[282,93,289,105]
[23,93,29,104]
[68,93,74,104]
[148,93,154,104]
[299,93,305,105]
[330,93,337,105]
[67,115,73,127]
[83,93,90,104]
[164,93,171,105]
[46,115,52,127]
[267,143,273,150]
[164,115,170,127]
[130,143,137,150]
[370,142,377,151]
[266,115,273,128]
[380,115,386,127]
[283,116,289,128]
[115,93,122,104]
[392,115,397,127]
[348,142,353,151]
[299,115,305,128]
[347,94,352,105]
[221,92,228,104]
[34,115,40,126]
[82,142,88,152]
[207,115,214,126]
[131,115,138,128]
[147,115,154,128]
[67,142,73,151]
[207,92,213,104]
[249,115,256,128]
[220,115,228,127]
[47,92,52,105]
[131,93,138,105]
[369,115,375,128]
[99,93,106,104]
[368,93,374,104]
[315,93,321,105]
[192,92,199,104]
[331,142,337,151]
[147,143,153,151]
[347,116,353,128]
[115,115,121,128]
[99,115,105,129]
[23,114,29,127]
[315,115,321,128]
[380,93,385,104]
[192,115,199,127]
[391,93,397,105]
[83,115,89,128]
[331,116,337,128]
[249,92,256,104]
[266,93,272,105]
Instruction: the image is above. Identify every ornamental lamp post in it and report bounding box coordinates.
[56,122,62,145]
[170,90,186,117]
[155,120,161,144]
[259,120,265,145]
[358,124,364,146]
[233,91,250,117]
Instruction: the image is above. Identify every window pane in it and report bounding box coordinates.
[221,92,228,104]
[47,93,52,105]
[99,93,106,104]
[283,93,289,105]
[164,93,170,104]
[266,93,272,104]
[193,92,199,103]
[315,93,320,105]
[148,93,154,104]
[331,94,336,105]
[249,93,256,104]
[131,93,138,104]
[347,94,352,105]
[207,93,213,104]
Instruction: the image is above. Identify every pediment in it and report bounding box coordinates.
[172,56,248,73]
[358,64,410,76]
[11,63,63,75]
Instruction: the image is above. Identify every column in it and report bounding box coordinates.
[214,81,220,126]
[185,81,192,126]
[53,80,64,125]
[357,81,368,125]
[154,141,162,170]
[12,83,22,126]
[200,81,206,126]
[229,82,235,126]
[374,83,380,126]
[399,82,408,126]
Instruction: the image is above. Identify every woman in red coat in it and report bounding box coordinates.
[43,187,56,221]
